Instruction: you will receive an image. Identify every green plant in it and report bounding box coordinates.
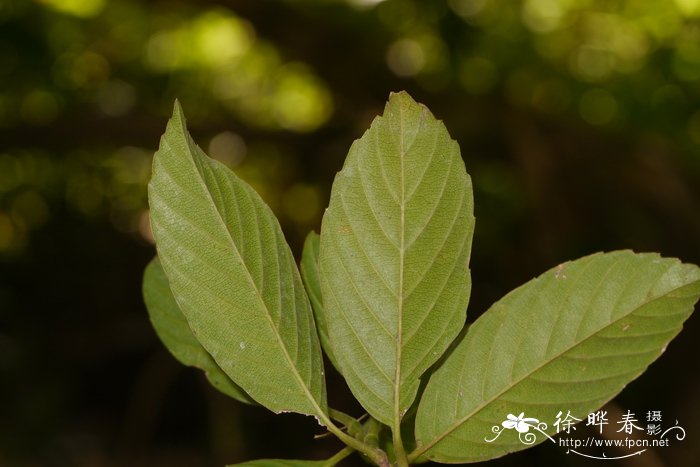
[143,92,700,466]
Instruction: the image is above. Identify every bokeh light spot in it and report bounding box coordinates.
[611,23,648,68]
[39,0,105,18]
[449,0,488,18]
[272,66,333,132]
[192,12,254,67]
[675,0,700,17]
[96,80,135,117]
[144,30,182,71]
[387,38,426,77]
[522,0,568,33]
[347,0,388,9]
[572,46,615,82]
[139,210,154,244]
[209,132,247,167]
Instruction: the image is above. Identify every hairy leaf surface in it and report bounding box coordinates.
[413,251,700,463]
[149,102,326,416]
[319,91,474,426]
[143,258,254,403]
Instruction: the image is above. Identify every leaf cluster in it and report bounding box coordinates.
[143,92,700,466]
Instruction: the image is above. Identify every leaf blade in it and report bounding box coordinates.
[319,91,474,426]
[148,102,326,417]
[300,231,339,370]
[143,258,254,403]
[413,251,700,463]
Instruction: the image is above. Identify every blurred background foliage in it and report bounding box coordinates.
[1,0,700,466]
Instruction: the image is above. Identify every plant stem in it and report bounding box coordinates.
[318,412,389,466]
[392,419,409,467]
[322,446,354,467]
[329,408,364,438]
[363,416,382,448]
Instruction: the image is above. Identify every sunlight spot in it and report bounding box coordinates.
[571,47,615,82]
[675,0,700,17]
[347,0,387,8]
[39,0,105,18]
[209,132,247,167]
[192,12,254,67]
[144,30,181,71]
[449,0,488,18]
[522,0,568,33]
[387,38,425,77]
[96,80,135,117]
[272,66,333,132]
[139,210,154,244]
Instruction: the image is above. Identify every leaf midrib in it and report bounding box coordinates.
[164,114,324,415]
[394,101,408,432]
[411,267,697,461]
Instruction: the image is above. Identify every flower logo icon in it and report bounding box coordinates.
[485,412,555,445]
[502,412,540,433]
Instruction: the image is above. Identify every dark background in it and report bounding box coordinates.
[1,0,699,466]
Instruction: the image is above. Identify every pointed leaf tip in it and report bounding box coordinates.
[165,100,186,130]
[320,92,474,426]
[149,106,327,418]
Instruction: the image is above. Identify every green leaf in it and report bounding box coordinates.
[148,102,327,417]
[413,251,700,463]
[300,231,339,370]
[143,257,254,404]
[319,91,475,427]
